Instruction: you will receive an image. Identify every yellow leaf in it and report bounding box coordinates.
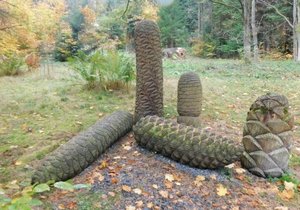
[216,184,228,196]
[164,180,173,189]
[278,189,295,201]
[284,181,295,191]
[225,163,235,169]
[122,185,132,192]
[165,174,174,182]
[98,174,104,182]
[159,190,169,198]
[135,200,143,208]
[133,188,142,195]
[210,174,217,180]
[147,202,154,208]
[99,161,108,169]
[235,168,246,174]
[14,161,22,166]
[194,175,205,187]
[152,184,158,189]
[125,205,136,210]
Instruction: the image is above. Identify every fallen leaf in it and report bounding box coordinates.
[111,178,118,184]
[133,188,142,195]
[210,174,217,180]
[175,182,181,186]
[278,189,295,201]
[122,185,132,192]
[125,205,136,210]
[284,181,295,191]
[58,204,65,209]
[235,168,246,174]
[123,146,132,150]
[159,190,169,198]
[14,161,22,166]
[194,175,205,187]
[108,192,115,197]
[225,163,235,169]
[164,180,173,189]
[99,161,108,169]
[147,203,154,208]
[274,207,288,210]
[98,174,104,182]
[152,184,158,189]
[216,184,228,196]
[136,200,143,208]
[165,174,174,182]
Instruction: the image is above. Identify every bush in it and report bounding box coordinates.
[0,54,24,77]
[191,38,216,58]
[68,50,135,90]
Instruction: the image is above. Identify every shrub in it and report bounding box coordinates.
[0,54,24,77]
[68,50,135,90]
[191,38,215,58]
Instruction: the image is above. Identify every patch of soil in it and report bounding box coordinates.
[46,133,299,210]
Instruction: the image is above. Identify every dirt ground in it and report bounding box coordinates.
[45,130,300,210]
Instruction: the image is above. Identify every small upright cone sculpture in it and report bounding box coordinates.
[134,20,163,123]
[241,93,294,178]
[177,72,202,127]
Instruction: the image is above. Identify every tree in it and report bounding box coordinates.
[258,0,298,61]
[158,0,189,47]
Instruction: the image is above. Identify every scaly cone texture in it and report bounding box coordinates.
[32,111,133,184]
[241,93,294,178]
[134,20,163,122]
[177,72,202,127]
[133,116,243,169]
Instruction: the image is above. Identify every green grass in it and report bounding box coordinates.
[0,57,300,206]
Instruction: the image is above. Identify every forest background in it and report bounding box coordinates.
[0,0,299,76]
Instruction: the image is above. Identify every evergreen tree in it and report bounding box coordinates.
[158,0,189,47]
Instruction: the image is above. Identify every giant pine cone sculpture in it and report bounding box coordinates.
[241,93,294,177]
[133,116,243,169]
[177,72,202,127]
[134,20,163,122]
[32,111,133,184]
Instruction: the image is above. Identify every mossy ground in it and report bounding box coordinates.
[0,58,300,208]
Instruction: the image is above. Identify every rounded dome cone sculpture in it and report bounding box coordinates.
[177,72,202,127]
[241,93,294,178]
[134,20,163,123]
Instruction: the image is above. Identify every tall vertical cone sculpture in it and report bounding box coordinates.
[134,20,163,123]
[241,93,294,178]
[177,72,202,127]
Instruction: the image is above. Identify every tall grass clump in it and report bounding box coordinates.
[68,50,135,90]
[0,54,24,77]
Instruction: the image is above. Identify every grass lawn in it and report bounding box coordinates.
[0,57,300,208]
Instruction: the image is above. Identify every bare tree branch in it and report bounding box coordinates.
[258,0,293,28]
[0,24,20,30]
[122,0,131,17]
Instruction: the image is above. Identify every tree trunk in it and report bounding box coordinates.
[293,0,300,61]
[198,2,201,38]
[251,0,259,62]
[243,0,252,63]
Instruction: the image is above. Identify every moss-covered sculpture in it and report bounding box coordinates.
[134,20,163,122]
[241,93,294,177]
[133,116,243,169]
[31,111,133,184]
[177,72,202,127]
